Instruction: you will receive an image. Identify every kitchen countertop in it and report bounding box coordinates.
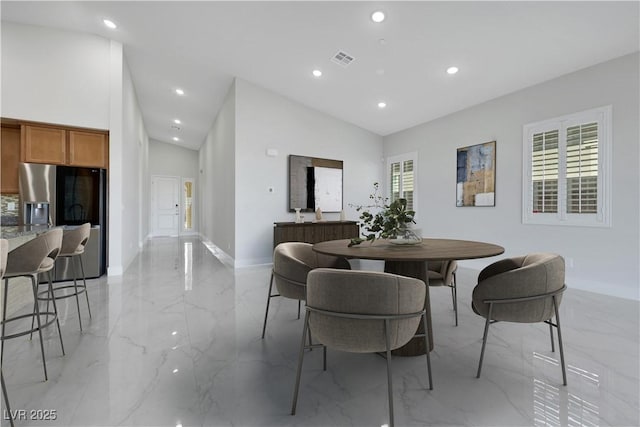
[0,224,60,239]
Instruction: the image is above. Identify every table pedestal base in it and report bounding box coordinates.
[384,260,433,356]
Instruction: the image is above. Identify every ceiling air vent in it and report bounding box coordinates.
[331,51,355,67]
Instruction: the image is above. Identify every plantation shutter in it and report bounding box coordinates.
[566,122,598,214]
[389,159,414,211]
[390,161,401,203]
[531,130,559,213]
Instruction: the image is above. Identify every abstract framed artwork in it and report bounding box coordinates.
[456,141,496,207]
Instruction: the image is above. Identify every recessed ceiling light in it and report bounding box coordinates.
[371,11,385,23]
[174,119,181,124]
[175,88,185,96]
[447,66,459,75]
[312,69,322,78]
[173,137,180,142]
[378,102,387,109]
[103,19,117,29]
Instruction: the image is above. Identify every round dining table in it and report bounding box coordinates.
[312,238,505,356]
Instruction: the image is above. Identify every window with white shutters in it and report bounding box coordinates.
[523,106,611,227]
[388,152,417,214]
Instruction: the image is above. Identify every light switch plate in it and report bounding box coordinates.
[7,202,16,211]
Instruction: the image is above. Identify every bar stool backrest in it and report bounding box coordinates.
[5,229,63,276]
[60,223,91,256]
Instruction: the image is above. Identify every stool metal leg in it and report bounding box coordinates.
[1,279,8,367]
[1,370,14,427]
[78,255,91,318]
[47,271,65,356]
[31,275,49,381]
[70,256,83,331]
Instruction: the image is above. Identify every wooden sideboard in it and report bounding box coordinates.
[273,221,359,248]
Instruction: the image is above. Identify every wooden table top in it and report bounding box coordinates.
[313,238,505,262]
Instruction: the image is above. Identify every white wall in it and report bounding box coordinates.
[118,58,148,270]
[383,53,639,300]
[234,79,383,266]
[149,139,199,233]
[199,82,236,255]
[1,22,110,128]
[149,139,199,177]
[1,22,149,276]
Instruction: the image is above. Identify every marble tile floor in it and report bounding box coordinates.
[1,236,638,427]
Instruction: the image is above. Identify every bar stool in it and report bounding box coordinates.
[36,223,92,331]
[1,229,65,381]
[0,238,15,427]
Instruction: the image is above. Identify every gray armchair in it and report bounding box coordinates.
[472,253,567,384]
[427,260,458,325]
[261,242,350,338]
[291,268,433,427]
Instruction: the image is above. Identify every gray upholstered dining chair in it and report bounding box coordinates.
[428,260,458,325]
[472,253,567,385]
[291,268,433,427]
[1,229,65,381]
[261,242,350,338]
[36,223,92,331]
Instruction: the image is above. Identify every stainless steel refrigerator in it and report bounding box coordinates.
[19,163,107,279]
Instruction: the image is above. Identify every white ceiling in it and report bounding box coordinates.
[2,1,638,151]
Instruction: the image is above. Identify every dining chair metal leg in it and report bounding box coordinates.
[549,322,555,352]
[452,272,458,326]
[297,300,301,319]
[261,273,275,339]
[553,296,567,386]
[291,311,310,415]
[476,303,494,379]
[422,312,433,390]
[383,319,395,427]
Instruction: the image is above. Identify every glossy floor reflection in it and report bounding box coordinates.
[1,236,638,426]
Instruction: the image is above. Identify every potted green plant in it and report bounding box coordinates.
[348,182,420,246]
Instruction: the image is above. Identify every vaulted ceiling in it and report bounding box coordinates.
[2,1,638,150]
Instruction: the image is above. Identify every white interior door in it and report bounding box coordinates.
[152,175,180,236]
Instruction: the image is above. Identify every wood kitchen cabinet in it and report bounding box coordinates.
[68,130,108,168]
[1,125,21,193]
[17,123,109,169]
[21,125,66,164]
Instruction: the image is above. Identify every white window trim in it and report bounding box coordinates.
[522,105,612,227]
[386,151,418,222]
